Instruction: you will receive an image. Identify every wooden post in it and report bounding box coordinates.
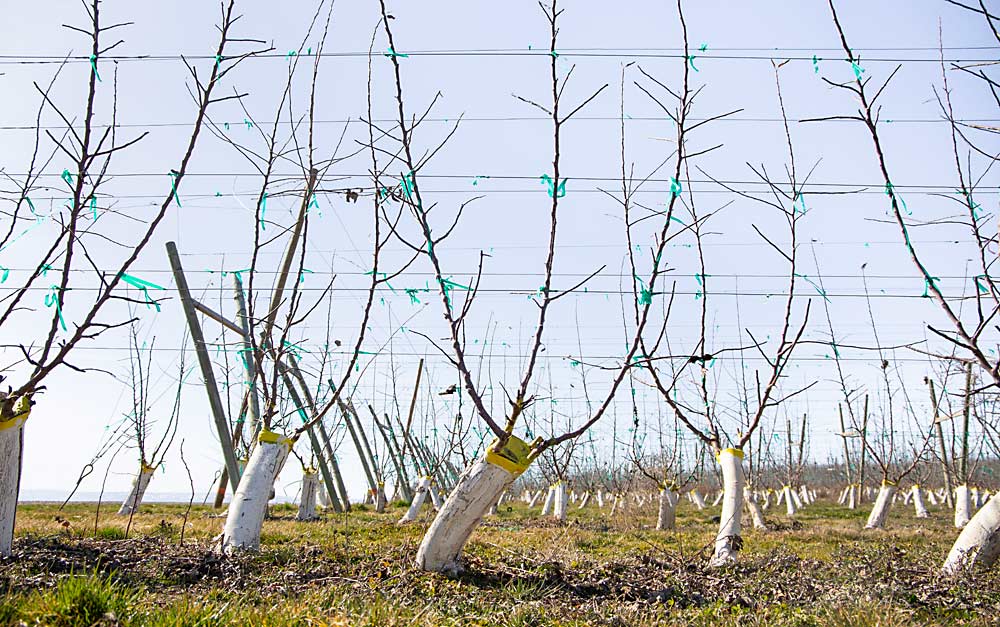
[339,399,379,497]
[166,241,241,493]
[285,362,351,511]
[837,404,853,486]
[927,378,954,507]
[370,404,412,501]
[280,370,344,513]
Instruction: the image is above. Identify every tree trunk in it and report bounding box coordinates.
[118,464,155,516]
[911,485,929,519]
[655,488,677,531]
[690,489,707,510]
[745,490,768,530]
[399,476,432,523]
[553,482,568,522]
[956,484,972,529]
[942,492,1000,574]
[219,433,291,553]
[296,470,319,521]
[0,399,29,558]
[540,485,556,516]
[710,448,745,567]
[864,483,896,529]
[416,453,523,574]
[783,485,797,516]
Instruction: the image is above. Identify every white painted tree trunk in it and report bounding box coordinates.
[838,486,848,505]
[578,492,591,509]
[790,486,804,509]
[864,483,896,529]
[902,488,913,505]
[296,470,319,521]
[710,449,745,567]
[761,490,771,511]
[690,490,707,510]
[798,485,810,506]
[711,490,724,507]
[416,457,516,574]
[318,481,330,508]
[219,436,291,553]
[0,403,29,558]
[911,485,929,519]
[553,482,568,522]
[375,484,387,513]
[848,484,858,509]
[596,490,604,508]
[745,490,768,530]
[928,489,939,506]
[942,491,1000,574]
[118,465,155,516]
[655,488,677,531]
[527,489,542,508]
[610,494,621,516]
[429,483,444,511]
[540,485,556,516]
[783,486,797,516]
[399,476,432,523]
[955,485,972,529]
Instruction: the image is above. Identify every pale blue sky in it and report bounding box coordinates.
[1,1,997,501]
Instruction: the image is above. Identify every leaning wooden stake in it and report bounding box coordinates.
[166,241,241,493]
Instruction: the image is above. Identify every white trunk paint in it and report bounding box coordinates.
[656,488,677,531]
[783,486,797,516]
[711,491,724,507]
[955,485,972,529]
[399,476,432,523]
[902,488,913,505]
[219,437,291,553]
[864,483,896,529]
[710,449,745,567]
[527,489,542,508]
[972,487,982,510]
[798,485,810,506]
[838,486,848,505]
[596,490,604,508]
[745,490,768,530]
[416,457,515,574]
[942,491,1000,574]
[911,485,929,519]
[928,489,939,506]
[690,490,707,510]
[0,402,29,558]
[790,486,804,509]
[540,485,556,516]
[578,492,591,509]
[553,482,568,522]
[761,490,771,511]
[296,470,319,521]
[375,484,387,513]
[610,494,621,516]
[117,465,155,516]
[848,484,858,509]
[429,483,444,511]
[317,481,330,508]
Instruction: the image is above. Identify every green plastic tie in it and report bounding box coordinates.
[44,285,67,331]
[812,55,820,74]
[119,273,165,312]
[385,47,409,58]
[259,192,267,230]
[168,171,182,208]
[89,54,101,82]
[61,169,73,187]
[669,177,682,198]
[540,174,567,198]
[922,275,940,298]
[974,274,989,295]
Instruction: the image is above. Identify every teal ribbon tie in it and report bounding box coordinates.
[168,172,182,207]
[119,273,165,311]
[540,174,566,198]
[44,285,67,331]
[89,54,101,82]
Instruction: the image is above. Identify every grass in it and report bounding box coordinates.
[1,497,998,626]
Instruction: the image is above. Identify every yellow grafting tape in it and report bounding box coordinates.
[485,434,534,477]
[0,396,32,433]
[259,429,293,448]
[715,447,744,462]
[883,479,897,487]
[141,463,156,473]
